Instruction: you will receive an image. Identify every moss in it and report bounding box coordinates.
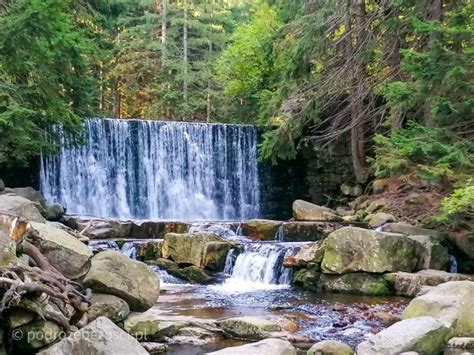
[115,239,126,249]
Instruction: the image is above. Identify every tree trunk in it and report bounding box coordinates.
[161,0,167,63]
[206,41,212,123]
[113,80,121,119]
[348,0,369,183]
[183,0,188,119]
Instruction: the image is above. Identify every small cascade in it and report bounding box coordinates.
[223,249,238,275]
[275,225,285,242]
[121,242,139,259]
[219,243,297,291]
[189,222,238,239]
[449,254,458,273]
[149,266,185,286]
[88,240,119,254]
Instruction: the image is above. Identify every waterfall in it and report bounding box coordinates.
[40,118,260,221]
[217,243,295,291]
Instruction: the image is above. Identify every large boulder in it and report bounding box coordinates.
[87,293,130,323]
[29,222,93,279]
[38,317,148,355]
[321,227,423,274]
[292,200,342,222]
[0,195,45,223]
[241,219,282,241]
[356,316,450,355]
[45,204,65,222]
[161,232,229,268]
[402,281,474,337]
[0,231,16,267]
[217,316,282,340]
[83,251,160,311]
[320,273,393,296]
[207,338,297,355]
[7,187,47,209]
[447,230,474,260]
[406,235,449,270]
[280,222,342,242]
[307,340,353,355]
[387,270,474,297]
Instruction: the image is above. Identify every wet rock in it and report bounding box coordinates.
[284,241,325,268]
[292,200,342,222]
[218,316,282,340]
[0,195,45,223]
[281,222,342,242]
[203,242,234,272]
[87,293,130,323]
[38,317,148,355]
[307,340,353,355]
[45,203,65,221]
[380,223,445,241]
[124,312,218,342]
[155,258,212,283]
[321,227,423,274]
[406,235,449,270]
[241,219,283,241]
[445,337,474,355]
[356,316,449,355]
[171,326,220,345]
[141,342,168,354]
[207,338,297,355]
[29,221,93,279]
[13,320,62,351]
[0,231,16,267]
[137,240,163,261]
[162,232,227,267]
[403,281,474,337]
[83,251,160,311]
[364,212,397,228]
[320,273,393,296]
[292,267,320,291]
[373,311,401,327]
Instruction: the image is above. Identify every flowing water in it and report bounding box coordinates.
[40,118,260,221]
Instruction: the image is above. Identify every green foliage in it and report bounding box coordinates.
[0,0,97,166]
[436,179,474,223]
[370,122,474,180]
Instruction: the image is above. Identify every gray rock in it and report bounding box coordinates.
[356,316,450,355]
[292,200,342,222]
[280,222,342,242]
[45,204,65,221]
[380,223,445,241]
[283,241,325,268]
[38,317,148,355]
[403,281,474,337]
[321,227,423,274]
[364,212,397,228]
[307,340,353,354]
[13,320,62,351]
[217,316,282,340]
[340,183,363,197]
[320,273,393,296]
[387,270,474,297]
[407,235,449,270]
[0,195,45,223]
[141,342,167,354]
[87,293,130,323]
[207,338,297,355]
[29,222,92,279]
[161,232,229,268]
[241,219,283,241]
[83,251,160,311]
[8,187,47,209]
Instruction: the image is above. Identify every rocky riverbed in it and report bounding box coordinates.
[0,182,473,354]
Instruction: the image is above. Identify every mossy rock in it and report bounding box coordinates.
[320,273,394,296]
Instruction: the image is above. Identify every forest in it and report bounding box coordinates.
[0,0,472,227]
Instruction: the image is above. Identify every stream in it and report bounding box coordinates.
[89,223,408,353]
